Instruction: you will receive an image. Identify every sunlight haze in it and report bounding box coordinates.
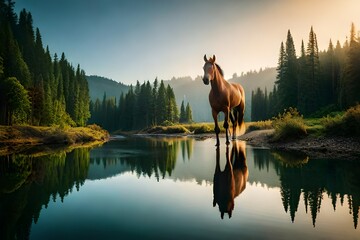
[15,0,360,84]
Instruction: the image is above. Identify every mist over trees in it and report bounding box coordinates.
[0,0,90,126]
[251,25,360,121]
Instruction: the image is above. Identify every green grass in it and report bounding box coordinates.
[321,104,360,136]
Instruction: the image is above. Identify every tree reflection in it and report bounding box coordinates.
[253,149,360,228]
[0,148,91,240]
[89,137,194,181]
[213,141,248,219]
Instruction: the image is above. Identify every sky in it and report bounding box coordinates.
[14,0,360,85]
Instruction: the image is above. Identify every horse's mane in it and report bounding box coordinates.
[215,63,224,77]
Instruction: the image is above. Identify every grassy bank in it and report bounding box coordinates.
[249,105,360,141]
[0,124,109,146]
[138,104,360,142]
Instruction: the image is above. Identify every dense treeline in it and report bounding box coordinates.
[251,24,360,121]
[0,0,90,126]
[88,78,193,132]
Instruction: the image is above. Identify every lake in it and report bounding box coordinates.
[0,136,359,239]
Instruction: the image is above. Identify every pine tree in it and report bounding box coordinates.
[320,39,336,107]
[342,23,360,107]
[156,81,167,124]
[151,77,158,125]
[283,30,298,109]
[1,77,31,125]
[123,86,135,130]
[297,40,307,113]
[118,93,125,129]
[304,26,320,114]
[179,100,186,123]
[166,84,178,123]
[185,102,193,123]
[275,41,286,112]
[251,87,268,121]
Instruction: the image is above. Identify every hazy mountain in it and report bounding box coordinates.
[87,75,130,101]
[87,67,276,122]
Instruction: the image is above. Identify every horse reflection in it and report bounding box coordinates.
[213,141,248,219]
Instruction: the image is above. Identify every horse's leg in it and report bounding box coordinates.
[212,109,220,146]
[229,109,236,140]
[223,108,230,145]
[231,108,238,140]
[238,99,246,135]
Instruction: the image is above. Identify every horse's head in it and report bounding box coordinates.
[202,54,216,85]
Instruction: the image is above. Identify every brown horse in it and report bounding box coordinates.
[202,55,245,146]
[213,141,248,219]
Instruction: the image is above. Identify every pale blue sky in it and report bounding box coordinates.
[15,0,360,84]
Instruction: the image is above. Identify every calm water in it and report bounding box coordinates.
[0,136,359,240]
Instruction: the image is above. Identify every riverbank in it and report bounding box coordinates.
[238,129,360,159]
[0,125,109,155]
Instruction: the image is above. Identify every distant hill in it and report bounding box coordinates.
[86,75,129,101]
[87,68,276,122]
[230,67,277,121]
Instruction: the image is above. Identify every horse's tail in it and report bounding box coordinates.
[237,90,246,136]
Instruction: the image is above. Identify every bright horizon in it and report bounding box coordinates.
[15,0,360,84]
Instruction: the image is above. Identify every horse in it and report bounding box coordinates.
[202,55,245,146]
[213,141,248,219]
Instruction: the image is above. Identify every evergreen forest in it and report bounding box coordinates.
[0,0,90,127]
[251,25,360,121]
[88,78,193,132]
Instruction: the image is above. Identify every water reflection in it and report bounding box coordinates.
[89,137,194,180]
[213,141,248,219]
[253,149,360,228]
[0,148,90,240]
[0,137,359,240]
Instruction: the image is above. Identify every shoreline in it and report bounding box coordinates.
[1,125,359,160]
[0,125,109,156]
[238,129,360,159]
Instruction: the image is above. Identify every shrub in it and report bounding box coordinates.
[145,125,189,134]
[271,108,307,141]
[165,125,189,134]
[322,104,360,136]
[193,124,213,134]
